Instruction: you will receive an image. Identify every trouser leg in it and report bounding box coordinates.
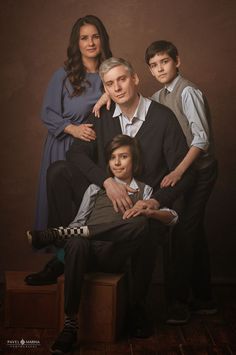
[64,216,153,315]
[64,236,91,315]
[47,160,89,228]
[89,216,150,269]
[170,161,218,302]
[90,217,161,307]
[130,219,165,306]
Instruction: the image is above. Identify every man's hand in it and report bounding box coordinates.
[123,198,160,219]
[103,177,137,213]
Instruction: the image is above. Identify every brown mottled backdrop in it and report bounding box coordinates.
[0,0,236,282]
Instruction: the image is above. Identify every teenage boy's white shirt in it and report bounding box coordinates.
[152,75,210,151]
[69,177,178,228]
[113,94,151,137]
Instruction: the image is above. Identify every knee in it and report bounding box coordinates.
[47,160,69,185]
[64,236,90,257]
[131,215,149,233]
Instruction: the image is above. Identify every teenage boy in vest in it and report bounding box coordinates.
[145,40,218,324]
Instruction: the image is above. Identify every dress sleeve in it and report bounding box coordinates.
[41,68,73,138]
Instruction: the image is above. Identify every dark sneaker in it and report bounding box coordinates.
[24,257,64,286]
[190,299,218,315]
[50,328,77,354]
[27,228,60,249]
[166,302,190,325]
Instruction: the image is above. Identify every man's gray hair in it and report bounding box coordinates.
[99,57,135,81]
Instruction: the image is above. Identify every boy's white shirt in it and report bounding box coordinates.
[151,74,210,152]
[69,177,178,228]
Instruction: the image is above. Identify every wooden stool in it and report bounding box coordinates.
[4,271,59,328]
[58,272,127,342]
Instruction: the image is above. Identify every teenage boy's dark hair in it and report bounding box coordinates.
[105,134,142,177]
[145,40,179,64]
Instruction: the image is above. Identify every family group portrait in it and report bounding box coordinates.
[0,0,235,354]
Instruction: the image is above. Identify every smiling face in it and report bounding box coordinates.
[148,52,180,85]
[102,65,139,107]
[79,23,102,61]
[109,145,133,184]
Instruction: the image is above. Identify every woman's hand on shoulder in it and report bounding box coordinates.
[93,92,111,118]
[64,124,96,141]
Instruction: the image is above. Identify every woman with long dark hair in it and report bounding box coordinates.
[34,15,112,231]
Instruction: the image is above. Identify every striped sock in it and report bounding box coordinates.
[64,315,78,333]
[56,226,90,239]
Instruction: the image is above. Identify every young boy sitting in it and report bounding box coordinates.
[145,40,218,324]
[27,134,178,353]
[27,134,178,249]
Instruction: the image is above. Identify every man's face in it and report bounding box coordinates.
[148,52,180,85]
[103,65,139,106]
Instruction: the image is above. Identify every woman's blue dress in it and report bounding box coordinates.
[34,67,102,229]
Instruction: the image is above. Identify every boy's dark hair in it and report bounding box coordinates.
[105,134,142,177]
[145,40,179,64]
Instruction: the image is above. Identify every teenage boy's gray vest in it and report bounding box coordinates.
[87,180,145,226]
[158,77,215,169]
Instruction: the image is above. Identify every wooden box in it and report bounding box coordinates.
[4,271,59,328]
[58,272,127,342]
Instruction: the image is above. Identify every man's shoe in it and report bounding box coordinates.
[50,327,77,354]
[127,306,152,338]
[166,302,190,325]
[190,299,218,315]
[24,257,64,286]
[27,228,61,249]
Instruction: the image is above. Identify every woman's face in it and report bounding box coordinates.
[79,24,102,61]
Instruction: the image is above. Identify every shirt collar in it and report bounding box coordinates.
[114,177,138,190]
[113,94,148,122]
[165,74,181,93]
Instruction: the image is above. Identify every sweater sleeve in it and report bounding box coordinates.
[66,115,108,187]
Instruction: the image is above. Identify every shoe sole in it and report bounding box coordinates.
[192,309,218,315]
[50,341,77,354]
[166,318,189,325]
[25,279,58,286]
[24,273,57,286]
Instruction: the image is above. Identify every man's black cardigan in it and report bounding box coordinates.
[67,100,195,207]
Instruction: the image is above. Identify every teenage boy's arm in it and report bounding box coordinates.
[160,87,210,187]
[161,146,201,187]
[152,113,196,207]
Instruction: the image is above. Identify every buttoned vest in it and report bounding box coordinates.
[159,77,215,169]
[87,180,146,226]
